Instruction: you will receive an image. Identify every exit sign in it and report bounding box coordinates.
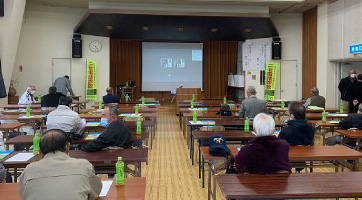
[350,44,362,54]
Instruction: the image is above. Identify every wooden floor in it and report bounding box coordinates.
[141,106,354,200]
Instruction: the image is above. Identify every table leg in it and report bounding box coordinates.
[179,111,182,129]
[14,168,18,182]
[207,161,211,200]
[354,158,359,171]
[150,130,153,149]
[191,131,194,165]
[198,140,201,178]
[5,130,9,150]
[202,155,205,188]
[212,165,216,200]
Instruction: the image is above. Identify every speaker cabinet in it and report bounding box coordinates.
[72,38,82,58]
[0,0,4,17]
[272,41,282,60]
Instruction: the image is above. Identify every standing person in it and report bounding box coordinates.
[19,129,102,200]
[338,69,359,113]
[53,75,74,96]
[18,86,37,105]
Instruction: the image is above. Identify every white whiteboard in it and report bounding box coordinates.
[242,38,272,71]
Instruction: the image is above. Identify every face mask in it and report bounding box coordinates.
[100,118,109,127]
[30,90,36,95]
[351,74,357,78]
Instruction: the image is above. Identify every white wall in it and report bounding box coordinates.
[0,0,26,106]
[13,2,110,103]
[270,13,303,100]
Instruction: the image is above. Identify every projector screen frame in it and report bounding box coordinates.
[140,41,204,93]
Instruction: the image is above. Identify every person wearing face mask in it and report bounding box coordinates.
[18,86,37,105]
[278,102,315,146]
[81,106,133,152]
[338,68,359,113]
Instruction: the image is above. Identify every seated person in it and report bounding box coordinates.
[81,106,133,152]
[304,87,326,108]
[41,86,65,108]
[18,86,37,105]
[239,86,266,118]
[19,129,102,200]
[103,87,120,104]
[46,97,86,133]
[278,102,315,146]
[235,113,292,174]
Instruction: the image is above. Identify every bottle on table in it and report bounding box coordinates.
[116,157,125,186]
[190,100,194,109]
[126,81,129,87]
[26,105,31,117]
[192,94,195,102]
[223,96,227,105]
[125,94,129,103]
[136,118,142,134]
[244,117,250,132]
[98,101,102,110]
[340,103,344,113]
[134,105,139,114]
[37,95,41,103]
[33,133,40,155]
[141,96,145,105]
[281,100,285,109]
[192,110,198,123]
[322,110,327,123]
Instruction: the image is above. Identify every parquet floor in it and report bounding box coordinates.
[141,106,357,200]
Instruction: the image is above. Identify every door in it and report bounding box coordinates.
[52,58,71,85]
[279,60,298,100]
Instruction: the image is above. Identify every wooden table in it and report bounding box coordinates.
[305,113,348,120]
[0,123,27,150]
[217,172,362,200]
[70,100,88,113]
[202,145,362,200]
[1,104,41,110]
[3,148,148,181]
[1,109,51,115]
[0,177,146,200]
[308,120,340,145]
[187,120,286,165]
[335,129,362,150]
[177,100,236,108]
[271,107,342,120]
[6,130,150,149]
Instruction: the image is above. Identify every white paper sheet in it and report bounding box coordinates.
[6,153,34,162]
[100,180,113,197]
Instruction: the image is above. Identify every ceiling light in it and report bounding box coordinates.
[106,25,113,30]
[244,28,252,33]
[142,26,149,31]
[177,27,184,32]
[211,28,218,33]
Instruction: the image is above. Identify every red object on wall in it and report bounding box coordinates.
[19,65,23,72]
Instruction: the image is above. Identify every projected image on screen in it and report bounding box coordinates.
[142,42,203,92]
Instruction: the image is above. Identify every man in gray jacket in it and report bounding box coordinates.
[53,75,75,96]
[19,129,102,200]
[240,86,266,118]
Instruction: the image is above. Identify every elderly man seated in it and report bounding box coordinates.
[239,86,266,119]
[235,113,292,174]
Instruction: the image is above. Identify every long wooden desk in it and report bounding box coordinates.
[0,177,146,200]
[187,120,286,165]
[202,145,362,200]
[305,113,348,120]
[308,120,340,145]
[217,172,362,200]
[177,100,236,108]
[335,129,362,150]
[0,123,27,150]
[3,148,148,181]
[2,104,41,110]
[1,109,51,115]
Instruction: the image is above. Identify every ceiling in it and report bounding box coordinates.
[29,0,326,13]
[74,14,279,41]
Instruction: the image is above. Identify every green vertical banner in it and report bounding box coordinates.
[86,60,97,101]
[264,62,278,101]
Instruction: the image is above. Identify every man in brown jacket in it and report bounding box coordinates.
[19,129,102,200]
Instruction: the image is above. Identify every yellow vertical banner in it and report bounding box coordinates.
[86,60,97,101]
[264,62,278,100]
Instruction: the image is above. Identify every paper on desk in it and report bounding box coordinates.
[100,180,113,197]
[6,153,34,162]
[329,120,340,124]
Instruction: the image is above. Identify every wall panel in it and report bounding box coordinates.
[110,39,237,100]
[302,8,317,99]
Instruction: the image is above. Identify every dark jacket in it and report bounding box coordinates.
[278,120,315,146]
[235,136,292,174]
[103,93,120,104]
[41,92,65,108]
[339,114,362,129]
[339,76,358,101]
[81,120,133,152]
